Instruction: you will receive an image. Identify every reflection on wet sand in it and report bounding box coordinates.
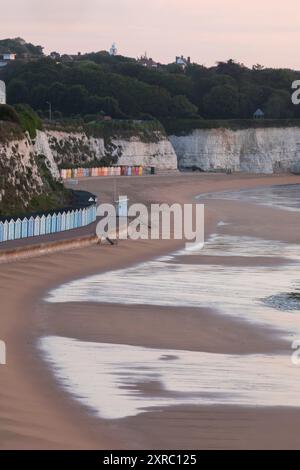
[40,185,300,421]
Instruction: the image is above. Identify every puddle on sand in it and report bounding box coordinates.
[263,292,300,311]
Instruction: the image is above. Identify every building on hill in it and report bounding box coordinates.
[175,55,191,70]
[137,52,160,69]
[109,43,118,56]
[253,108,265,119]
[0,53,16,68]
[49,51,61,61]
[0,81,6,104]
[60,54,74,62]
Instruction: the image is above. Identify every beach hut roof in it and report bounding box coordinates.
[253,108,264,117]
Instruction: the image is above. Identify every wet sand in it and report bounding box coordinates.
[1,173,300,449]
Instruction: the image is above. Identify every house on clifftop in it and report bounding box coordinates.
[253,108,265,119]
[0,53,16,68]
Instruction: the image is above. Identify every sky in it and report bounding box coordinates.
[1,0,300,68]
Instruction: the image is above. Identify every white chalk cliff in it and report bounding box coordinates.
[38,129,178,170]
[169,127,300,173]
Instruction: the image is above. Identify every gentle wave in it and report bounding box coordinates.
[40,337,300,420]
[46,235,300,337]
[197,184,300,212]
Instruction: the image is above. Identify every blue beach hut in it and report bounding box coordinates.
[0,222,4,242]
[57,212,62,232]
[3,221,8,242]
[82,208,87,226]
[40,215,46,235]
[34,216,40,236]
[51,213,57,233]
[78,209,82,227]
[8,219,15,240]
[61,212,66,231]
[70,210,75,229]
[21,217,28,238]
[66,212,71,230]
[74,209,79,228]
[46,214,52,234]
[15,219,22,239]
[28,217,35,237]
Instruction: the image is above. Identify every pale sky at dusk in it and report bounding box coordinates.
[2,0,300,68]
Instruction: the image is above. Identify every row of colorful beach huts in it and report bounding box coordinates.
[0,205,97,243]
[61,166,144,180]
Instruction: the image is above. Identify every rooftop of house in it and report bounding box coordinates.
[253,108,265,117]
[137,53,160,68]
[175,55,191,69]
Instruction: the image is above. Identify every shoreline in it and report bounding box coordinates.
[1,173,300,449]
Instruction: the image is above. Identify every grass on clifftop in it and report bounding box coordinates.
[0,104,42,140]
[45,119,166,143]
[162,118,300,135]
[14,104,42,139]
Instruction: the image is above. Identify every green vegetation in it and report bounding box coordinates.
[0,103,42,139]
[46,118,165,142]
[85,119,166,142]
[1,45,300,122]
[0,37,43,58]
[14,104,42,138]
[0,153,72,217]
[163,118,300,135]
[29,154,72,213]
[0,104,20,124]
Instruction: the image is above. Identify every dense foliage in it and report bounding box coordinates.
[0,103,42,139]
[1,50,300,121]
[14,104,42,138]
[0,37,43,58]
[0,104,20,125]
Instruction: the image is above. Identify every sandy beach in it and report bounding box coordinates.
[1,172,300,450]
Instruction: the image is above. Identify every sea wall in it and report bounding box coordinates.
[169,127,300,173]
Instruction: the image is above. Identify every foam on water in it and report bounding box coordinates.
[40,337,300,420]
[197,184,300,212]
[46,235,300,337]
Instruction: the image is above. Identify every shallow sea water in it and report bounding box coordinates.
[40,185,300,420]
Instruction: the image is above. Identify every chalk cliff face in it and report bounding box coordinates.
[3,123,300,213]
[0,125,178,211]
[169,127,300,174]
[0,133,45,209]
[38,129,178,170]
[112,136,177,169]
